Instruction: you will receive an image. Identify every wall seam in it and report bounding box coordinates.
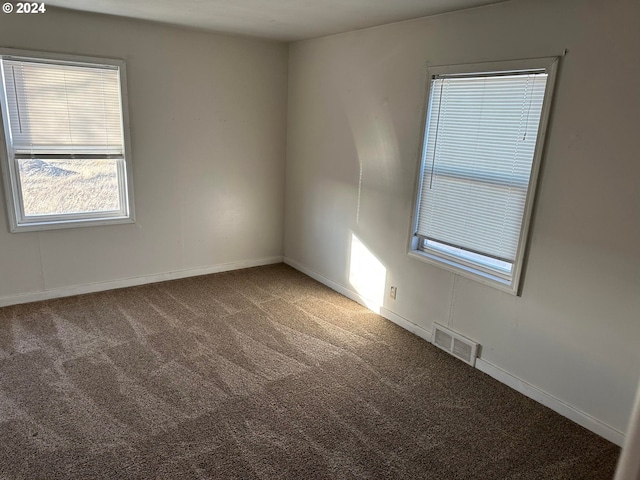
[447,274,457,327]
[36,231,46,291]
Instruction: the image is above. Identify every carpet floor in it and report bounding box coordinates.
[0,264,619,479]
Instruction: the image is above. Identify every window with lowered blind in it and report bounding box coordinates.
[0,49,134,232]
[410,58,558,294]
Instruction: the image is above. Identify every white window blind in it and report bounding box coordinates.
[2,58,123,156]
[416,71,548,263]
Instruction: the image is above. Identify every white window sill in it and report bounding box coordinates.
[10,215,135,233]
[407,249,519,295]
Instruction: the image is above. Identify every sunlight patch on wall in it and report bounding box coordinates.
[348,233,386,312]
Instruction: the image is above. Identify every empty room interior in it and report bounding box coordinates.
[0,0,638,478]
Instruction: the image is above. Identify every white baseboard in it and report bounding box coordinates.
[0,256,284,308]
[475,358,625,446]
[284,256,626,447]
[380,305,432,343]
[284,257,431,343]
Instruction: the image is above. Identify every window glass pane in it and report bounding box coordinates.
[17,159,120,216]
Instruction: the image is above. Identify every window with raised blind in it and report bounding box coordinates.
[410,58,558,294]
[0,49,134,232]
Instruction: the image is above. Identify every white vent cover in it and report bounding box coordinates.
[431,323,479,366]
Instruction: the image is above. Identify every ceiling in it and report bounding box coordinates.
[45,0,509,41]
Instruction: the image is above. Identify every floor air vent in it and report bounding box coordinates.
[431,323,479,367]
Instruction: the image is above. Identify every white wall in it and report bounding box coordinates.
[285,0,640,443]
[0,8,288,303]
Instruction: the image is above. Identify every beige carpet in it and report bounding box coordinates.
[0,264,619,479]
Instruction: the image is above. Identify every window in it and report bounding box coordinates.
[0,49,134,232]
[409,58,558,294]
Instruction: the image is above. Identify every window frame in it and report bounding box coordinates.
[0,48,135,233]
[407,57,559,295]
